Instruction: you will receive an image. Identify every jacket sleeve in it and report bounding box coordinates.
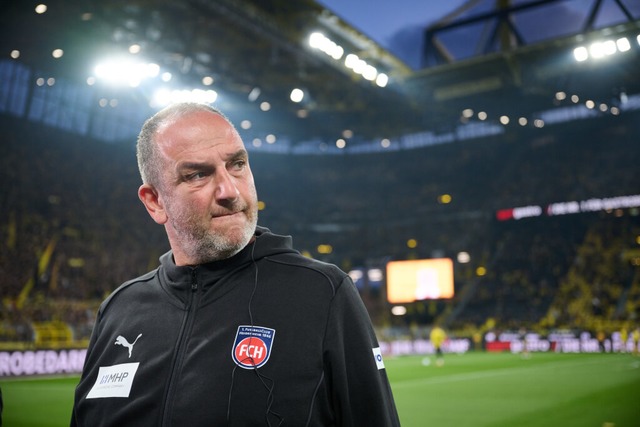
[70,302,107,427]
[323,276,400,427]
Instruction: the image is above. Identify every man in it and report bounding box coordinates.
[430,325,447,367]
[71,102,400,426]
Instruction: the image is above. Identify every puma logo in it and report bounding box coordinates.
[115,334,142,358]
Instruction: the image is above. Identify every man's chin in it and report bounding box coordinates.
[210,222,255,249]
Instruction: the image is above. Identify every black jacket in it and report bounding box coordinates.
[71,227,400,426]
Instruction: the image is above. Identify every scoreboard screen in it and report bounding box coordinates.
[386,258,454,303]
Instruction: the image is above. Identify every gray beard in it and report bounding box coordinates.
[187,221,255,263]
[171,213,257,264]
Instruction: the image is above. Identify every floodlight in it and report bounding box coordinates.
[573,46,588,62]
[308,32,324,49]
[290,88,304,103]
[146,63,160,77]
[375,73,388,87]
[362,64,377,81]
[616,37,631,52]
[589,42,605,59]
[151,88,218,107]
[353,59,366,75]
[344,53,359,69]
[94,58,153,87]
[601,40,616,55]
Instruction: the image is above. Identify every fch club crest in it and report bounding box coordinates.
[232,325,276,369]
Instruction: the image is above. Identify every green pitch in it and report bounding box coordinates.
[1,352,639,426]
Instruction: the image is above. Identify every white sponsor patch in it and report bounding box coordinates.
[372,347,385,370]
[86,363,140,399]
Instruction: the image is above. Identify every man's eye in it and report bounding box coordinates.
[231,160,246,170]
[187,172,207,180]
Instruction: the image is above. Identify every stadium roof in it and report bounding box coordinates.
[2,0,639,153]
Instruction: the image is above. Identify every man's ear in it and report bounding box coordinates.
[138,184,168,225]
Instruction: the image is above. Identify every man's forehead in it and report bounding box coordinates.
[157,111,243,152]
[160,110,232,135]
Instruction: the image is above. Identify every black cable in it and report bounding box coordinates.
[226,238,284,426]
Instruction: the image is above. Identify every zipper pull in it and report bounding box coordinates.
[191,268,198,292]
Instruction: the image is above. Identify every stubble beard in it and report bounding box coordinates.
[167,199,258,264]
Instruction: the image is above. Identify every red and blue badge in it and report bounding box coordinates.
[232,325,276,369]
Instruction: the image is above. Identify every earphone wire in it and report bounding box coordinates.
[226,237,284,426]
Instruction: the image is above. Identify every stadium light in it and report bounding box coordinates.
[308,32,344,60]
[573,46,589,62]
[457,251,470,263]
[391,306,407,316]
[362,64,377,81]
[616,37,631,52]
[151,88,218,107]
[573,34,636,63]
[592,42,609,58]
[375,73,388,87]
[309,32,387,87]
[94,57,163,87]
[290,88,304,103]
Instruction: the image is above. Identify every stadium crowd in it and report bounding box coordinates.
[1,110,639,348]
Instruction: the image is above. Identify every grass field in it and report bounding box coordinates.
[1,352,639,426]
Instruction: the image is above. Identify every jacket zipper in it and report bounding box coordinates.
[161,268,200,426]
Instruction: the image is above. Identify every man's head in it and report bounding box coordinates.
[136,102,258,265]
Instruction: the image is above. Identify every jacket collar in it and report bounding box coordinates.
[157,226,297,297]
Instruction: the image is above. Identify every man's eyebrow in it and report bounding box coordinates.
[175,150,248,172]
[226,149,249,161]
[176,161,213,172]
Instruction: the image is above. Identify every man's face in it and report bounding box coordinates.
[150,110,258,265]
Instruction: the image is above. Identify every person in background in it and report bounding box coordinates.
[596,329,607,352]
[619,326,628,352]
[70,102,400,426]
[430,324,447,367]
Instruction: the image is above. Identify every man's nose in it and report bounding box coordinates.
[214,170,240,201]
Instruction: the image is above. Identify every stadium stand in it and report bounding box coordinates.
[1,103,638,347]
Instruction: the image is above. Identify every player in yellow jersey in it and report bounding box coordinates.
[632,326,640,356]
[430,325,447,367]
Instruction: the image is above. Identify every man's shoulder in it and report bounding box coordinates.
[265,252,349,292]
[268,251,344,273]
[99,269,159,310]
